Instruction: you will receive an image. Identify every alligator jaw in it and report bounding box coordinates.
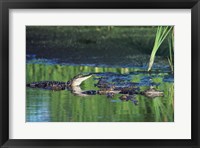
[71,74,93,86]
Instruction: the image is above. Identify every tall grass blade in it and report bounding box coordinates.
[168,28,174,73]
[148,26,173,71]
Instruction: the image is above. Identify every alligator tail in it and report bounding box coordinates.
[26,81,66,90]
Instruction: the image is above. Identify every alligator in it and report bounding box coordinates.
[26,73,92,91]
[26,73,164,101]
[141,86,164,98]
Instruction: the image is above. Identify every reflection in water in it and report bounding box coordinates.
[26,64,174,122]
[26,90,51,122]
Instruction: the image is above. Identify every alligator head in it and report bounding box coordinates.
[66,73,93,87]
[142,86,164,98]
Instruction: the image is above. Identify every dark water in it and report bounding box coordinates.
[26,62,174,122]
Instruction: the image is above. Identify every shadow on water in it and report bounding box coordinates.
[26,63,174,122]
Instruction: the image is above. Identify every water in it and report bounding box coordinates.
[26,63,174,122]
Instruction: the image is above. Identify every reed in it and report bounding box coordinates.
[147,26,173,71]
[168,29,174,73]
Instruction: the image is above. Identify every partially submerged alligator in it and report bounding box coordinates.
[27,73,164,103]
[27,73,93,91]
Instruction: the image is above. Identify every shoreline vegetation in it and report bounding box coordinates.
[26,26,173,70]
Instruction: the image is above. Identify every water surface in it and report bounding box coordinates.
[26,63,174,122]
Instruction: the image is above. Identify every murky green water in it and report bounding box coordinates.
[26,64,174,122]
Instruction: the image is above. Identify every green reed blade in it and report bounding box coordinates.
[148,26,173,71]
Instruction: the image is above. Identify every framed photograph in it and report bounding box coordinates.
[0,0,199,147]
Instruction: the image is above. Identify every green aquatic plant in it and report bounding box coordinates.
[168,30,174,73]
[148,26,173,71]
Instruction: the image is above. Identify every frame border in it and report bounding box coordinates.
[0,0,199,147]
